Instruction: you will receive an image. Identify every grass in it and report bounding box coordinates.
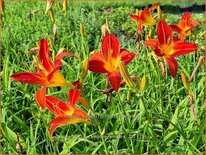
[1,1,205,154]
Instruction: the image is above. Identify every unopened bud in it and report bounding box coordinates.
[0,0,5,15]
[181,71,190,92]
[80,23,85,37]
[140,76,147,91]
[49,9,55,23]
[16,133,23,152]
[157,6,162,19]
[63,0,67,13]
[45,0,54,14]
[101,21,109,38]
[81,58,89,80]
[16,143,23,152]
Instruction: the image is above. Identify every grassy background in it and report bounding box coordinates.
[1,1,205,154]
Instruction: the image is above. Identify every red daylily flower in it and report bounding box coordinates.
[145,20,197,78]
[130,3,159,33]
[46,81,90,138]
[88,34,136,92]
[10,39,77,109]
[170,12,200,41]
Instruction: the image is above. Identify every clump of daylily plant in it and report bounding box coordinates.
[10,2,203,141]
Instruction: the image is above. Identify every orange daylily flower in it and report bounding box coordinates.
[46,81,90,138]
[170,12,200,41]
[10,39,77,109]
[145,20,197,78]
[130,3,159,33]
[88,34,136,92]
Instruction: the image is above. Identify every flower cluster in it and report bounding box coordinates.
[10,3,200,139]
[130,3,199,78]
[11,39,90,139]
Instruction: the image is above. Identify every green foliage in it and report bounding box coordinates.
[1,1,205,154]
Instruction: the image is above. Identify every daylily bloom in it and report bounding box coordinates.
[130,3,159,33]
[170,12,200,41]
[144,20,197,78]
[10,39,77,109]
[46,81,90,138]
[88,34,136,92]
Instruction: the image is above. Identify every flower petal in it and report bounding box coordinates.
[130,14,141,21]
[47,60,62,79]
[55,51,78,64]
[144,39,158,49]
[141,8,155,26]
[137,23,143,33]
[180,12,191,27]
[69,89,80,107]
[157,20,172,45]
[89,52,108,73]
[165,57,178,78]
[46,96,73,116]
[48,52,73,77]
[102,34,120,59]
[39,39,54,72]
[170,25,182,34]
[49,116,88,139]
[73,108,90,120]
[154,48,163,57]
[108,71,121,92]
[150,3,159,10]
[190,20,200,27]
[77,97,90,109]
[47,70,68,87]
[35,87,47,109]
[119,49,136,65]
[73,80,81,89]
[10,72,44,85]
[68,80,81,107]
[172,42,197,56]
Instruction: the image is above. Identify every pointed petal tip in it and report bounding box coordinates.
[108,72,121,92]
[165,57,178,78]
[157,20,172,45]
[10,72,43,85]
[35,87,47,110]
[102,34,120,59]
